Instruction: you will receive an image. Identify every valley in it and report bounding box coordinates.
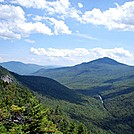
[0,57,134,134]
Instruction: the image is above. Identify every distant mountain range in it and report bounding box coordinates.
[0,61,58,75]
[33,57,134,89]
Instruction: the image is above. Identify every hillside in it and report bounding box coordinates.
[33,57,134,134]
[0,61,56,75]
[0,66,114,134]
[0,66,90,133]
[11,72,114,134]
[1,58,134,134]
[11,72,84,104]
[33,57,134,89]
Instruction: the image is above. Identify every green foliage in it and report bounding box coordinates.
[0,67,89,134]
[33,57,134,89]
[1,59,134,134]
[12,72,83,104]
[31,58,134,134]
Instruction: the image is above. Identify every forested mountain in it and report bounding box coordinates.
[0,66,89,134]
[1,56,134,134]
[11,72,84,104]
[33,57,134,134]
[0,61,56,75]
[0,66,114,133]
[33,57,134,89]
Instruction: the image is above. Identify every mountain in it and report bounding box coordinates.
[0,66,90,133]
[0,66,113,134]
[33,57,134,89]
[1,59,134,133]
[11,72,84,104]
[33,57,134,134]
[11,69,113,134]
[0,61,56,75]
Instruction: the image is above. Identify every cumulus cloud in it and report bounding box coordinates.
[30,47,134,65]
[11,0,71,16]
[12,0,134,32]
[18,22,52,35]
[46,0,71,16]
[81,1,134,31]
[48,18,72,35]
[1,0,134,40]
[6,0,134,33]
[31,47,89,57]
[33,16,72,35]
[91,48,133,58]
[0,4,25,39]
[0,4,53,39]
[11,0,81,20]
[11,0,48,9]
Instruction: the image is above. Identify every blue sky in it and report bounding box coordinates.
[0,0,134,66]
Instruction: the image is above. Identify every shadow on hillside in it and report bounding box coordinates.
[77,85,112,96]
[104,75,134,84]
[103,87,134,99]
[12,72,86,104]
[77,84,134,100]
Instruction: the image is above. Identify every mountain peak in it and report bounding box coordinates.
[89,57,124,65]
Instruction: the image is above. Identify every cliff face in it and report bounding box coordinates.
[1,75,13,83]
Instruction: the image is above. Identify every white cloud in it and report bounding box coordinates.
[78,3,83,8]
[48,18,72,35]
[0,4,53,39]
[27,0,134,32]
[25,39,35,43]
[33,15,44,22]
[0,0,4,2]
[30,47,134,65]
[31,47,89,57]
[31,1,134,32]
[81,1,134,31]
[18,22,53,35]
[33,16,72,35]
[11,0,71,16]
[11,0,47,9]
[69,8,81,21]
[11,0,81,20]
[8,0,134,33]
[1,0,134,40]
[91,48,133,58]
[0,4,25,39]
[47,0,71,16]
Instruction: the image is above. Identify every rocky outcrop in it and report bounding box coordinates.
[1,75,13,83]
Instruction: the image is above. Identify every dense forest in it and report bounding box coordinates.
[0,66,89,134]
[0,57,134,134]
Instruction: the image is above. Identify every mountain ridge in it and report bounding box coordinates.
[33,57,134,89]
[0,61,57,75]
[77,57,128,66]
[11,72,84,104]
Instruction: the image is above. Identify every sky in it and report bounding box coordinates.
[0,0,134,66]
